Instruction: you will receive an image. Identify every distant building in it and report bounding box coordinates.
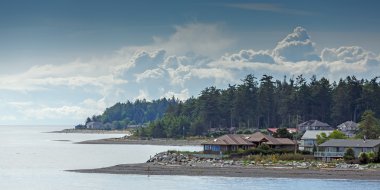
[202,132,297,154]
[337,121,359,138]
[299,130,333,152]
[314,139,380,162]
[127,124,146,128]
[86,121,104,129]
[267,128,298,136]
[297,120,333,132]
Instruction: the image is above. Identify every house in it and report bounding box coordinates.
[267,128,298,136]
[202,132,297,154]
[202,134,254,154]
[297,120,333,132]
[337,121,359,137]
[85,121,104,129]
[314,139,380,162]
[299,130,333,152]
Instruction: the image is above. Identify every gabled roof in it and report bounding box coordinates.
[298,120,330,128]
[246,132,296,145]
[202,134,252,145]
[319,139,380,148]
[267,128,298,134]
[202,132,296,146]
[301,130,334,140]
[337,121,359,131]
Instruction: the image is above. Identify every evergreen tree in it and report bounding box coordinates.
[357,110,380,139]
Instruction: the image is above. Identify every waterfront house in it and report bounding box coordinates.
[85,121,104,129]
[297,120,333,133]
[202,132,297,154]
[314,139,380,162]
[299,130,333,152]
[202,134,254,154]
[267,128,298,136]
[337,121,359,137]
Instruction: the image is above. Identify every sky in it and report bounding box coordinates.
[1,0,380,125]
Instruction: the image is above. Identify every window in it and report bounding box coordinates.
[211,145,220,152]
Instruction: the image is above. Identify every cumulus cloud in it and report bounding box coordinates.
[273,26,320,62]
[221,50,275,64]
[163,89,190,101]
[2,23,380,124]
[321,46,379,64]
[151,23,235,58]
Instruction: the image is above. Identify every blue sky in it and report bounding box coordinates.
[0,0,380,125]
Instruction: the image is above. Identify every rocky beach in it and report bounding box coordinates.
[70,151,380,180]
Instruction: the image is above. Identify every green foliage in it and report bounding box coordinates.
[79,74,380,138]
[343,148,355,162]
[74,124,86,129]
[317,130,347,145]
[376,148,380,163]
[273,128,293,139]
[257,143,270,150]
[359,152,369,164]
[356,110,380,139]
[367,151,376,163]
[81,98,179,130]
[316,132,328,145]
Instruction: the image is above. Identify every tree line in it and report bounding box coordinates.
[79,98,179,130]
[138,74,380,138]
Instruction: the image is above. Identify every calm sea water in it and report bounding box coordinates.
[0,126,379,190]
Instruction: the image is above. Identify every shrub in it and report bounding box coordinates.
[257,143,270,150]
[359,152,369,164]
[278,153,305,161]
[367,151,376,163]
[376,148,380,163]
[343,148,355,163]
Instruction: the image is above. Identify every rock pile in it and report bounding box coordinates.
[146,151,378,170]
[147,151,238,167]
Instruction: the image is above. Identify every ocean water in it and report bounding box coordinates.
[0,125,379,190]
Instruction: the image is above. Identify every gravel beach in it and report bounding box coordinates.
[69,163,380,180]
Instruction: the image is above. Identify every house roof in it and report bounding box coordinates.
[267,128,298,134]
[319,139,380,148]
[298,120,330,128]
[203,134,252,146]
[301,130,334,140]
[337,121,359,131]
[202,132,296,146]
[246,132,296,145]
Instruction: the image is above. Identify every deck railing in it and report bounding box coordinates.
[314,152,345,157]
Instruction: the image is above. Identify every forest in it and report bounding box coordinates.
[81,74,380,138]
[78,98,179,130]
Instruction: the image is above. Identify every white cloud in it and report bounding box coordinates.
[2,24,380,125]
[321,46,378,64]
[163,89,190,101]
[273,26,320,62]
[135,68,165,83]
[151,23,235,58]
[135,89,150,101]
[221,50,275,64]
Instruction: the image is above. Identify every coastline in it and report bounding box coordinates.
[69,163,380,180]
[76,137,206,146]
[48,129,132,135]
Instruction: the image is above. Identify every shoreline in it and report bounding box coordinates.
[76,138,206,146]
[48,129,132,135]
[68,163,380,180]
